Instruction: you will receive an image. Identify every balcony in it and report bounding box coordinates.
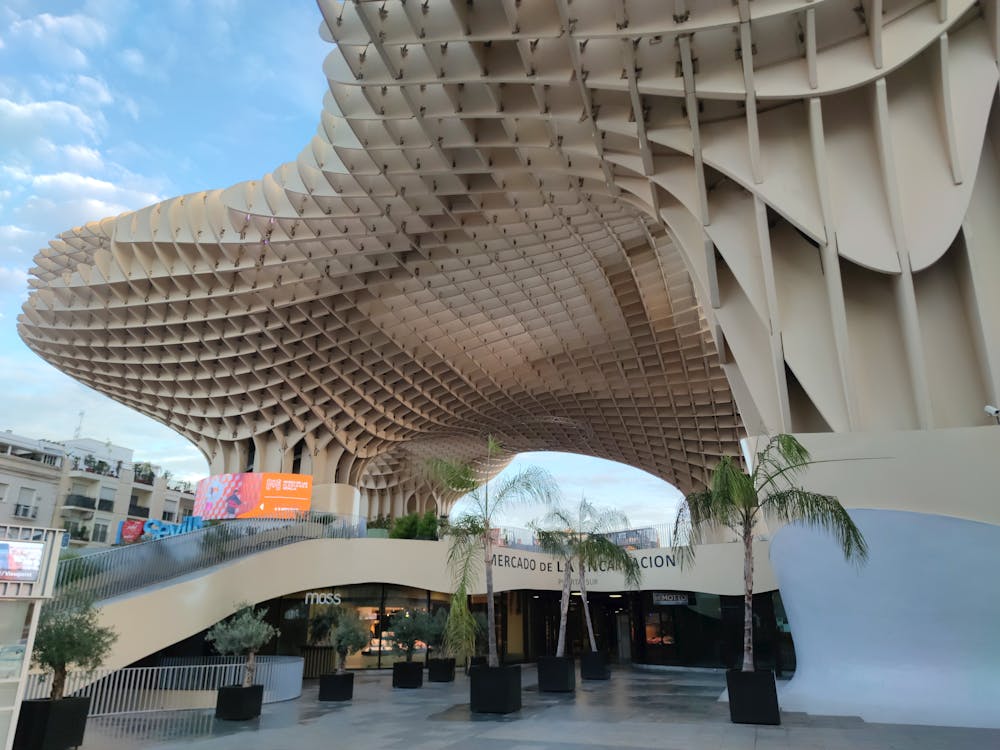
[98,499,115,512]
[67,526,90,542]
[63,494,97,511]
[127,504,150,519]
[13,504,38,520]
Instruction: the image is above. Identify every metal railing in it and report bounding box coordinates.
[127,504,150,519]
[490,523,673,553]
[64,493,97,510]
[12,504,38,519]
[98,499,115,512]
[53,513,367,606]
[24,656,303,716]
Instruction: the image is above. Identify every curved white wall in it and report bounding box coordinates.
[771,508,1000,728]
[98,538,776,672]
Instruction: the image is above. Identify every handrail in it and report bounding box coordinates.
[53,513,367,607]
[24,655,303,715]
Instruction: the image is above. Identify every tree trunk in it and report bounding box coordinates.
[579,560,597,653]
[556,563,572,657]
[484,533,498,667]
[742,521,754,672]
[50,665,66,700]
[245,651,257,687]
[337,649,346,675]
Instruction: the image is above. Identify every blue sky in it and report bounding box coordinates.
[0,1,683,526]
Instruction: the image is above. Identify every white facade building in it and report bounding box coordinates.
[0,430,195,548]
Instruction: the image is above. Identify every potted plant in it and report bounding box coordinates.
[205,603,279,720]
[431,435,558,713]
[14,595,117,750]
[670,434,868,725]
[534,498,641,687]
[388,610,427,688]
[319,609,369,701]
[531,526,576,692]
[302,603,339,678]
[424,609,453,682]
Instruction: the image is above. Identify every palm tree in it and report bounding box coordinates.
[670,434,868,672]
[535,498,641,657]
[431,435,559,668]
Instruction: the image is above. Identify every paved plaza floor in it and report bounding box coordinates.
[81,667,999,750]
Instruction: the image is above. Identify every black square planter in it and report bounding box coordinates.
[726,669,781,725]
[318,672,354,701]
[392,661,424,688]
[427,658,456,683]
[215,684,264,721]
[470,664,521,714]
[537,656,575,692]
[13,696,90,750]
[580,651,610,680]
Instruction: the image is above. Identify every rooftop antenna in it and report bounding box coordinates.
[74,411,85,439]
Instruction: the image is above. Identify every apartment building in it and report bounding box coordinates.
[0,430,195,547]
[0,431,65,526]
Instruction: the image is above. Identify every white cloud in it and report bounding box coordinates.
[9,12,108,48]
[120,48,145,75]
[0,346,209,480]
[26,171,160,206]
[0,98,102,145]
[0,266,29,294]
[59,144,104,172]
[74,75,112,105]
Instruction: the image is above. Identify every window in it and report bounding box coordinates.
[16,487,35,506]
[99,486,116,501]
[0,483,7,502]
[92,523,109,544]
[162,511,175,522]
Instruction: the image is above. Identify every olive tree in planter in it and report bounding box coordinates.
[432,436,559,713]
[670,434,868,726]
[534,498,641,687]
[388,610,428,689]
[14,596,117,750]
[424,609,454,682]
[205,603,279,721]
[318,610,369,701]
[302,604,339,678]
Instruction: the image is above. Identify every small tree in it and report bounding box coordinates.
[431,435,559,667]
[206,604,279,687]
[307,604,339,646]
[670,434,868,672]
[387,610,429,662]
[424,608,447,655]
[389,513,420,539]
[331,610,369,674]
[534,497,641,656]
[33,596,118,700]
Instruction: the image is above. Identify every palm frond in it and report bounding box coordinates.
[445,514,485,592]
[764,488,869,565]
[579,535,641,588]
[426,457,479,494]
[482,465,559,524]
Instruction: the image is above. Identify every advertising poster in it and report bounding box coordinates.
[0,541,44,583]
[194,473,312,519]
[116,519,145,545]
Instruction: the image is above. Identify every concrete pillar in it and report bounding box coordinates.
[311,483,362,517]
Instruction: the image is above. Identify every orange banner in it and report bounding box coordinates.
[195,472,313,518]
[244,473,313,518]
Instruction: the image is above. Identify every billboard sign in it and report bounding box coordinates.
[0,540,44,583]
[116,519,145,545]
[194,473,312,519]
